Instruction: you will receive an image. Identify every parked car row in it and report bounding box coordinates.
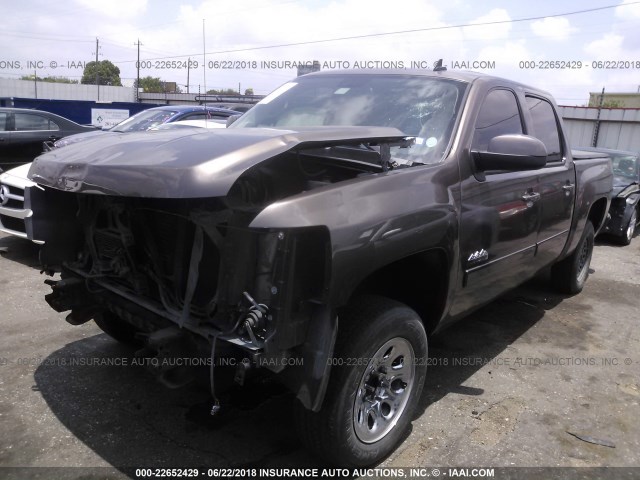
[49,104,240,149]
[0,106,240,241]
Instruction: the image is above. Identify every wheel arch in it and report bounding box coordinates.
[588,196,609,234]
[346,248,449,335]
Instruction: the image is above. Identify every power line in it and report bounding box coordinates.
[112,2,640,63]
[4,2,638,63]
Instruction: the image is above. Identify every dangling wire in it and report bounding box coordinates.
[208,313,244,416]
[209,334,221,415]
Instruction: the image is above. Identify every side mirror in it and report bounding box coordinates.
[473,134,547,171]
[226,114,241,127]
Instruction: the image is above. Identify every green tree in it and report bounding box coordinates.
[81,60,122,86]
[20,75,78,84]
[244,88,254,95]
[588,98,623,108]
[135,76,164,93]
[134,78,183,94]
[206,88,238,95]
[602,100,622,108]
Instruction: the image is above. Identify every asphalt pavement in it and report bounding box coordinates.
[0,231,638,479]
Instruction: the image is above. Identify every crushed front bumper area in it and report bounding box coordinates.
[38,189,336,410]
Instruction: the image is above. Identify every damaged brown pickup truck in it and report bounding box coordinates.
[26,70,612,467]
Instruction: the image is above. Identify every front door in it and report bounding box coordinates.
[453,88,541,317]
[0,111,14,171]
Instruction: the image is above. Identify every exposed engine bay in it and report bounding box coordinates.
[31,132,413,409]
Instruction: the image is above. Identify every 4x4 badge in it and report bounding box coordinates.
[467,249,489,264]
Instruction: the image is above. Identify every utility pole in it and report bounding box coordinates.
[187,57,190,94]
[592,87,605,147]
[33,70,37,99]
[202,19,207,107]
[134,39,143,102]
[94,37,100,100]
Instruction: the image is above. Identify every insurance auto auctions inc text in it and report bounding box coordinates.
[216,467,495,478]
[207,60,496,70]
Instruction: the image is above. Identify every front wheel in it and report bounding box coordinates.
[551,221,594,294]
[294,296,428,467]
[618,208,637,246]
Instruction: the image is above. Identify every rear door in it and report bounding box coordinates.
[524,95,575,267]
[12,112,62,165]
[453,88,541,316]
[0,111,14,170]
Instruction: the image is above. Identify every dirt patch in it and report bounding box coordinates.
[469,397,525,447]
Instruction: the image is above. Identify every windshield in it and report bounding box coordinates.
[233,74,467,164]
[111,109,178,132]
[610,153,639,180]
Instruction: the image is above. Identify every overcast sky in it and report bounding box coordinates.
[2,0,640,104]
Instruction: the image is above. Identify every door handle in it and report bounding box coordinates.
[521,192,540,202]
[562,184,575,191]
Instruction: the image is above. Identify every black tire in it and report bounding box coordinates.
[94,310,142,346]
[551,221,595,294]
[617,208,637,246]
[294,295,428,467]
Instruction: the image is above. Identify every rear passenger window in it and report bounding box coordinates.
[15,113,59,131]
[0,112,7,131]
[525,96,562,162]
[472,89,523,151]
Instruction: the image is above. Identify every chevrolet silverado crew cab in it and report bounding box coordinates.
[27,70,612,467]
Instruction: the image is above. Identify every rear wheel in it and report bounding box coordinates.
[94,311,142,346]
[294,296,428,467]
[551,221,594,294]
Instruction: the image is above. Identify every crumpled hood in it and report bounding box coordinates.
[54,129,112,148]
[29,126,406,198]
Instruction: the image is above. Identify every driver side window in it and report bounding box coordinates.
[472,89,523,152]
[525,96,562,162]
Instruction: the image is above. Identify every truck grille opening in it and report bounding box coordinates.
[83,200,222,320]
